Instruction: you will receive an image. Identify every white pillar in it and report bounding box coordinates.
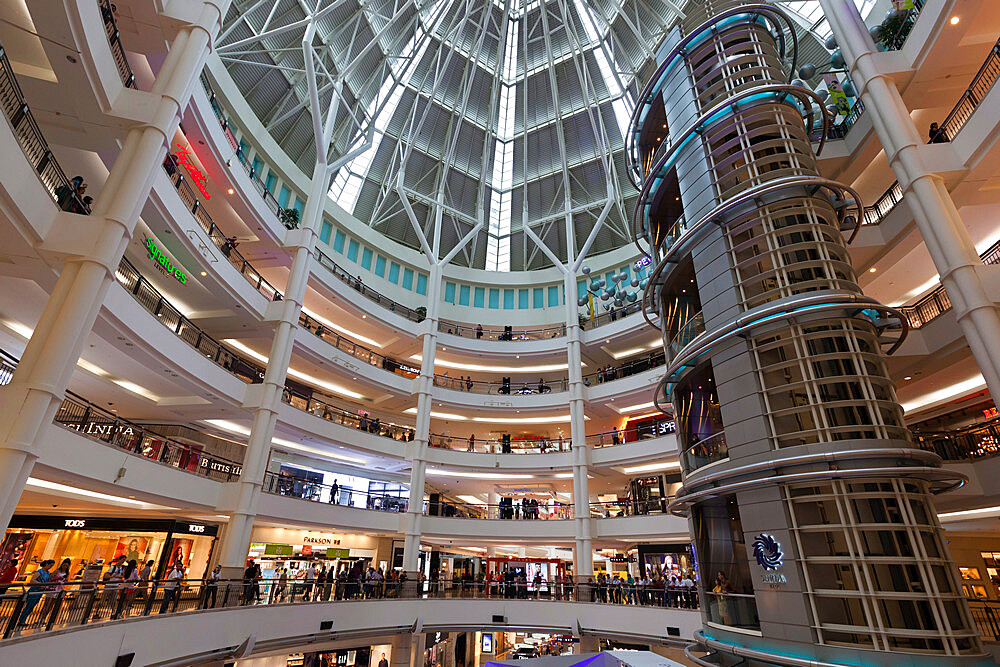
[402,262,442,575]
[819,0,1000,402]
[217,161,328,577]
[391,634,412,667]
[0,0,229,533]
[565,270,592,580]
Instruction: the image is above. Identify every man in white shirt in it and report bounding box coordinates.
[304,563,317,601]
[680,574,695,609]
[159,562,185,614]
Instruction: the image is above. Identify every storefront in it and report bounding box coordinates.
[287,646,372,667]
[0,515,219,583]
[247,527,389,595]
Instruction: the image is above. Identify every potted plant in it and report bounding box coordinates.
[415,306,427,323]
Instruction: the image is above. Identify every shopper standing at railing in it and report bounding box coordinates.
[16,559,53,629]
[200,564,220,609]
[159,561,185,614]
[0,557,17,593]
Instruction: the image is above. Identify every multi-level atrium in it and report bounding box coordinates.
[1,0,1000,664]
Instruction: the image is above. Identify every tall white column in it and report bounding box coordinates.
[402,262,442,574]
[0,0,229,533]
[391,633,412,667]
[819,0,1000,401]
[217,161,328,577]
[564,270,592,580]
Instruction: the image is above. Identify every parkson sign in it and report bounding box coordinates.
[145,237,187,284]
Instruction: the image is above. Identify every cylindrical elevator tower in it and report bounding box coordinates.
[627,4,985,666]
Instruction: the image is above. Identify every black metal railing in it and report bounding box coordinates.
[969,600,1000,642]
[298,312,419,377]
[0,574,700,640]
[280,387,415,441]
[897,238,1000,329]
[0,348,243,480]
[311,248,425,322]
[198,75,288,221]
[162,158,282,302]
[0,43,89,214]
[114,257,265,383]
[913,417,1000,463]
[98,0,136,89]
[938,37,1000,143]
[54,392,243,480]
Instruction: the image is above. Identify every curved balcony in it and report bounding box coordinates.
[2,348,244,483]
[678,431,728,475]
[0,585,702,667]
[113,257,263,384]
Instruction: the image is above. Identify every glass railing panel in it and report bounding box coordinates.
[680,430,728,473]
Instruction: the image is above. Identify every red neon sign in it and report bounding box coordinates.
[174,144,211,200]
[984,406,998,419]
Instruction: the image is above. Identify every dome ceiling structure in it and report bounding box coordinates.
[216,0,687,270]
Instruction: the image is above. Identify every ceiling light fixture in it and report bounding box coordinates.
[202,419,367,464]
[868,267,877,273]
[950,15,960,25]
[616,400,656,414]
[224,339,365,399]
[622,461,681,474]
[300,308,382,348]
[426,468,534,480]
[410,354,574,373]
[26,478,173,509]
[227,188,235,195]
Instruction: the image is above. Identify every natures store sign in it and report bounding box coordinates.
[146,237,187,284]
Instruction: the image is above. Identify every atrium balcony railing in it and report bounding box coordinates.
[665,312,705,359]
[162,157,282,302]
[439,320,566,341]
[199,75,286,221]
[0,43,89,214]
[588,417,676,449]
[114,256,265,383]
[53,392,243,481]
[263,471,408,512]
[311,248,425,322]
[0,349,14,386]
[898,237,1000,329]
[279,387,415,441]
[913,417,1000,463]
[679,431,728,474]
[426,500,573,521]
[855,35,1000,227]
[298,313,420,378]
[0,348,244,480]
[938,36,1000,143]
[98,0,136,89]
[0,575,700,640]
[430,433,570,454]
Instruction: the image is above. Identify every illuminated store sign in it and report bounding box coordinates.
[64,519,86,528]
[173,144,211,199]
[633,255,652,271]
[145,238,187,284]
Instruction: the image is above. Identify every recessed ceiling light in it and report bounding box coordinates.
[227,188,234,195]
[950,15,960,25]
[869,267,877,273]
[903,376,912,380]
[200,271,207,276]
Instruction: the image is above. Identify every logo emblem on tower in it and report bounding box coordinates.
[752,534,783,571]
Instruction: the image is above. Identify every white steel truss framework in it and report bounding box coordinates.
[216,0,684,269]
